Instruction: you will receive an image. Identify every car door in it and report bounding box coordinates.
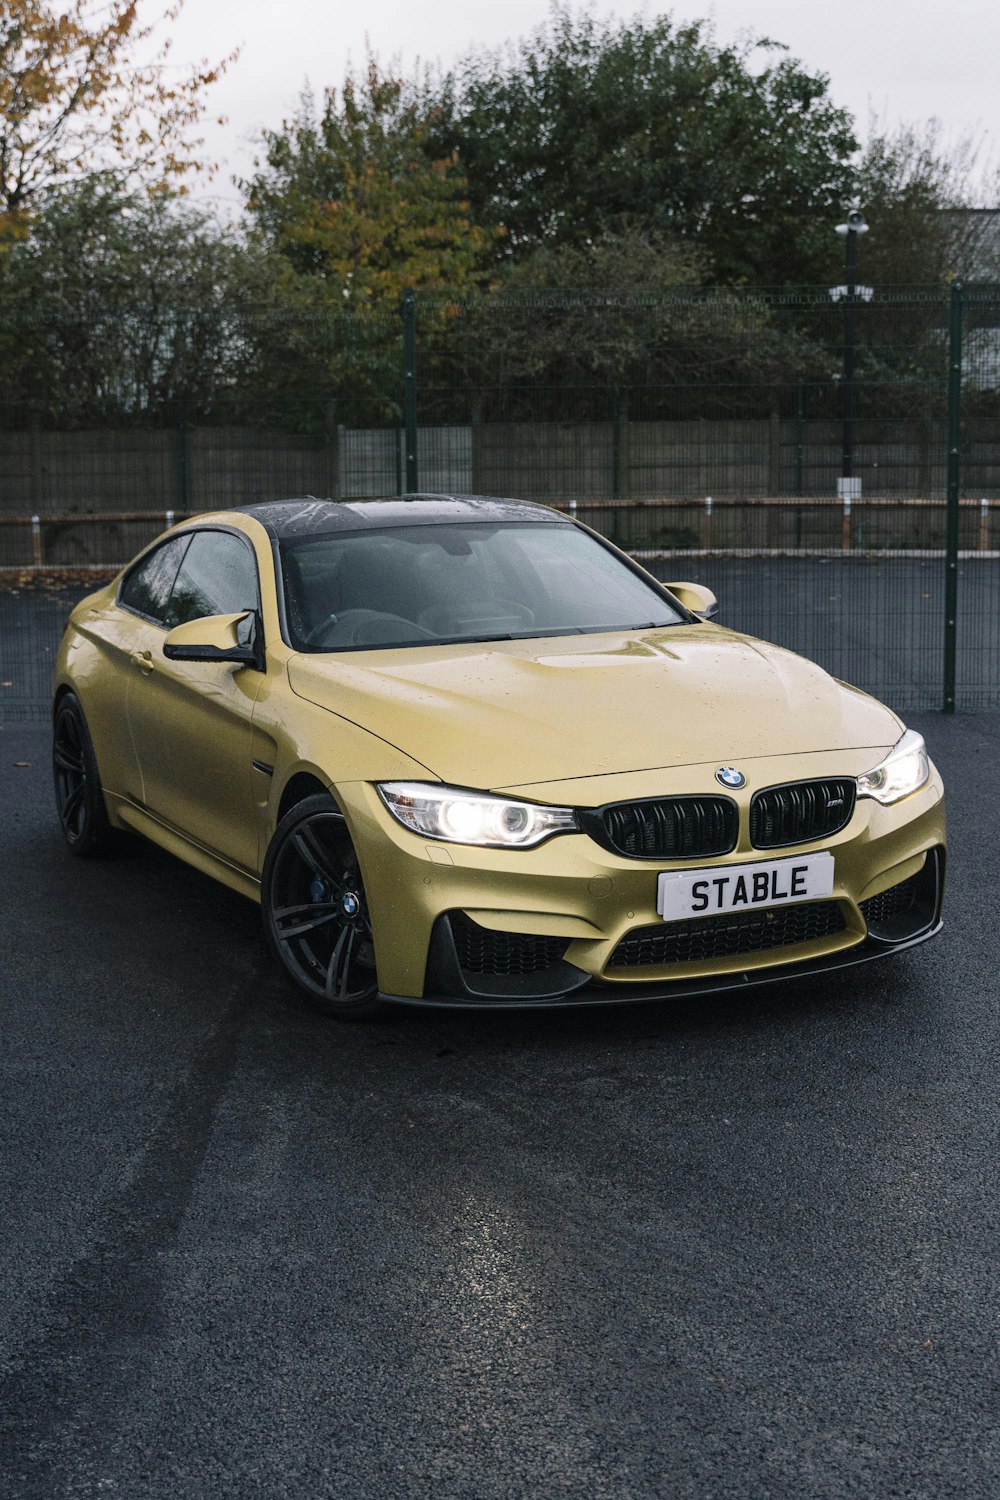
[125,527,265,874]
[96,533,195,807]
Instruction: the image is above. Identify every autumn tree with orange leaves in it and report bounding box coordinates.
[244,61,495,311]
[240,59,497,421]
[0,0,236,233]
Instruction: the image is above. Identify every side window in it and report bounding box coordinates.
[165,531,260,628]
[119,536,191,624]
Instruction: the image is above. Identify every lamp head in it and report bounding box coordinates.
[836,206,869,236]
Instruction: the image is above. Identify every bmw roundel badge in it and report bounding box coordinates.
[716,766,747,789]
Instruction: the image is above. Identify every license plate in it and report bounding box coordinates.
[657,852,835,921]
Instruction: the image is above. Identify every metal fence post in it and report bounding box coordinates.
[768,408,781,495]
[402,289,418,493]
[794,382,805,495]
[175,400,190,511]
[943,281,963,713]
[30,412,43,507]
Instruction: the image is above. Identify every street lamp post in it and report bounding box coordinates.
[832,206,870,497]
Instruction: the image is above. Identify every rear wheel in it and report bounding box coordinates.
[261,793,383,1020]
[52,693,116,858]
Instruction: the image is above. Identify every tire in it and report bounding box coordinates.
[261,793,384,1020]
[52,692,117,858]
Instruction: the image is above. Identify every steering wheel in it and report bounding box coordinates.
[302,609,435,648]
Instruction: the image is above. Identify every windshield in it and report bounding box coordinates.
[279,521,686,652]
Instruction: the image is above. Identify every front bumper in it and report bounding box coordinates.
[386,850,943,1008]
[335,759,946,1008]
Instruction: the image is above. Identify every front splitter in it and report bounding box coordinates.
[379,919,943,1010]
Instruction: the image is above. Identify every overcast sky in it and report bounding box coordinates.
[165,0,999,213]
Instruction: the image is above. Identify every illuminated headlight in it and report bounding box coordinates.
[857,729,930,805]
[377,782,578,848]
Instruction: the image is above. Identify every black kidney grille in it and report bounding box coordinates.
[451,914,569,977]
[750,780,856,849]
[599,796,738,859]
[607,901,846,969]
[859,872,921,925]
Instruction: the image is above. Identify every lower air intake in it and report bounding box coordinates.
[451,913,570,977]
[608,901,847,969]
[859,860,939,940]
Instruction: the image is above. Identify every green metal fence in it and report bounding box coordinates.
[403,286,965,501]
[2,283,1000,713]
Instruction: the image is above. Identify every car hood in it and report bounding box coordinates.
[287,625,902,792]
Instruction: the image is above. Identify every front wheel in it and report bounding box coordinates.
[261,794,383,1020]
[52,692,116,857]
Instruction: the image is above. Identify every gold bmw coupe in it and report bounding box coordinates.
[53,495,945,1019]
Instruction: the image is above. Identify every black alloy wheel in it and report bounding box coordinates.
[52,693,115,857]
[262,794,382,1019]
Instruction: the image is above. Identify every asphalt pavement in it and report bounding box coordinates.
[3,621,1000,1495]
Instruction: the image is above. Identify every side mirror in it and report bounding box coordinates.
[163,611,264,670]
[664,581,718,621]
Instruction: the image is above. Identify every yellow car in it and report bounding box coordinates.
[53,495,945,1019]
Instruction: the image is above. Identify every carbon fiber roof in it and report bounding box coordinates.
[232,494,567,539]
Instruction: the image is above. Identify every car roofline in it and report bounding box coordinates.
[227,494,572,541]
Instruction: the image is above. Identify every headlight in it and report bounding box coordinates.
[377,782,578,848]
[857,729,930,805]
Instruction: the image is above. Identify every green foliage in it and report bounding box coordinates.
[417,228,823,420]
[438,6,859,285]
[1,8,995,441]
[244,61,495,308]
[238,58,501,422]
[851,123,1000,285]
[0,181,271,420]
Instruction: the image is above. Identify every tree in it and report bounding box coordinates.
[420,226,818,427]
[241,58,498,422]
[243,60,495,309]
[437,6,859,286]
[0,0,235,235]
[445,226,706,389]
[0,180,271,419]
[851,122,1000,285]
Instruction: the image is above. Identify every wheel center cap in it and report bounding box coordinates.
[341,891,361,918]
